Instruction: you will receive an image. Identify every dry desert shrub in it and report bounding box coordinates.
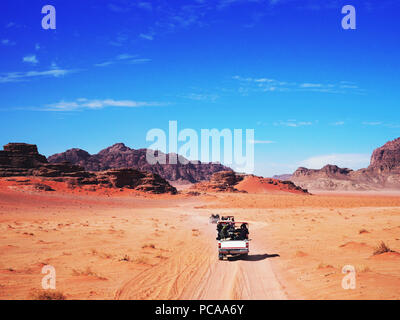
[142,243,156,249]
[120,254,131,262]
[359,228,369,234]
[31,290,66,300]
[72,267,107,280]
[317,262,333,269]
[373,241,394,255]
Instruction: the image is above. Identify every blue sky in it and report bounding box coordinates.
[1,0,399,177]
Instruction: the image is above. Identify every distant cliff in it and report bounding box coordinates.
[48,143,232,183]
[291,137,400,191]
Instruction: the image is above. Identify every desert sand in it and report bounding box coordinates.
[0,178,399,300]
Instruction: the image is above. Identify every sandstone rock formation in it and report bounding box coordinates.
[291,137,400,191]
[0,143,177,194]
[48,143,232,183]
[0,143,48,176]
[93,169,177,194]
[191,171,309,194]
[191,171,244,192]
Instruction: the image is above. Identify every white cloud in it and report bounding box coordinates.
[116,54,137,60]
[232,75,363,94]
[139,33,154,40]
[35,43,40,51]
[94,54,150,67]
[1,39,16,46]
[249,140,275,144]
[94,61,115,67]
[0,68,77,83]
[130,58,152,64]
[137,2,152,10]
[299,153,370,170]
[300,83,323,88]
[43,98,164,111]
[274,120,313,127]
[362,121,382,126]
[23,55,39,65]
[332,121,345,126]
[5,22,16,28]
[180,93,219,102]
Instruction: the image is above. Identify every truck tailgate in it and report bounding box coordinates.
[219,240,248,249]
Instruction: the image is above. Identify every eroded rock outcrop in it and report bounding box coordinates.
[0,143,177,194]
[0,143,48,176]
[48,143,232,183]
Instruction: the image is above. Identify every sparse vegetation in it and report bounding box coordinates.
[317,262,333,269]
[359,228,369,234]
[142,243,156,249]
[120,254,131,262]
[373,241,394,255]
[31,290,66,300]
[72,267,107,280]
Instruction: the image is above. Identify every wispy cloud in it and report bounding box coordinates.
[232,75,365,94]
[1,39,16,46]
[180,93,219,102]
[5,22,16,28]
[332,121,345,126]
[94,54,151,67]
[139,33,154,40]
[362,121,400,128]
[274,120,313,127]
[0,68,77,83]
[362,121,382,126]
[42,98,164,112]
[108,3,130,13]
[137,2,153,11]
[108,33,129,47]
[22,55,39,65]
[299,153,370,170]
[250,139,276,144]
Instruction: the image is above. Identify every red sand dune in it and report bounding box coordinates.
[235,176,308,195]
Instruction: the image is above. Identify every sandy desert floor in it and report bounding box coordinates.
[0,180,399,300]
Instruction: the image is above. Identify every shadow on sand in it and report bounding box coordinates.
[227,253,280,261]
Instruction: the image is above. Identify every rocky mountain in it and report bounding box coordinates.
[368,137,400,172]
[291,137,400,191]
[48,143,232,183]
[272,174,292,181]
[0,143,176,194]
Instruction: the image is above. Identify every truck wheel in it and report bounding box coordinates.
[218,254,223,260]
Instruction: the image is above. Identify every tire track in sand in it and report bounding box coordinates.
[115,209,287,300]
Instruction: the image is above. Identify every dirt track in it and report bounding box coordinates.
[115,209,287,300]
[1,187,400,300]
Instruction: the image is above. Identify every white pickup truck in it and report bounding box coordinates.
[218,239,249,260]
